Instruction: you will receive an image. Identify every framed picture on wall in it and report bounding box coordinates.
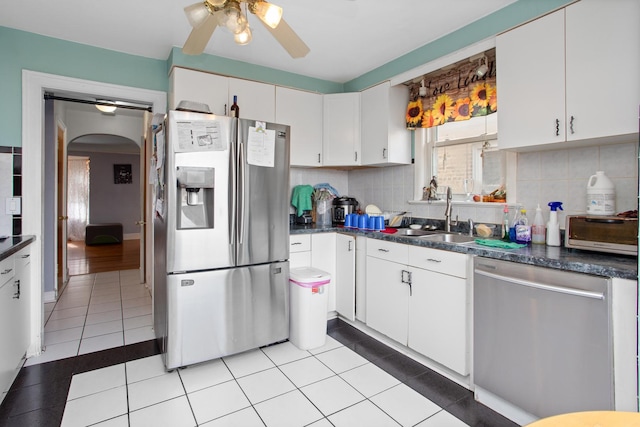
[114,164,132,184]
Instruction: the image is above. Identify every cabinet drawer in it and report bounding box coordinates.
[408,246,469,279]
[289,234,311,253]
[0,256,15,288]
[15,249,30,270]
[367,239,409,264]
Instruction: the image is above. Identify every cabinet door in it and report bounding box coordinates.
[14,248,30,358]
[0,278,19,394]
[311,233,337,313]
[323,93,361,166]
[228,78,275,122]
[565,0,640,141]
[408,268,468,375]
[276,87,323,167]
[361,82,410,166]
[169,67,229,115]
[335,234,355,321]
[496,9,566,149]
[366,257,409,345]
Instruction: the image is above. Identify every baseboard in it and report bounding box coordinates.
[123,233,140,240]
[43,290,56,303]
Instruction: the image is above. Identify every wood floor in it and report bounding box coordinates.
[66,239,140,276]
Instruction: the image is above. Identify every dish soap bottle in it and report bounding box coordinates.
[531,204,546,244]
[546,201,563,246]
[514,208,531,244]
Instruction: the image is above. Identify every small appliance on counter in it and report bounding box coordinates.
[332,197,359,225]
[565,214,638,255]
[296,210,313,225]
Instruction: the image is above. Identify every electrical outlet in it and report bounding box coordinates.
[5,197,21,215]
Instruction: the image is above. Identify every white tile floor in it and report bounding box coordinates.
[28,270,154,366]
[59,337,471,427]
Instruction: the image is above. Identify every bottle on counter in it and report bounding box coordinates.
[514,208,531,244]
[546,201,563,246]
[230,95,240,118]
[531,204,546,244]
[501,205,510,241]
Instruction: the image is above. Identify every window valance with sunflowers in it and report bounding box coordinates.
[405,49,496,129]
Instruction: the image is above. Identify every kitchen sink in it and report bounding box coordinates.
[395,228,436,237]
[419,233,476,244]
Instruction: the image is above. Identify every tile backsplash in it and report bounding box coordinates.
[0,146,22,236]
[292,141,638,228]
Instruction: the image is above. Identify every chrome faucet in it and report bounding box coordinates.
[445,187,453,232]
[468,218,474,236]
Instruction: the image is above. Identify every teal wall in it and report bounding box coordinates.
[1,0,573,147]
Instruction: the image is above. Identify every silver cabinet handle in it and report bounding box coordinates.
[21,254,30,259]
[569,115,575,134]
[383,148,387,159]
[348,240,353,251]
[555,119,560,136]
[354,152,358,162]
[13,279,20,299]
[377,248,389,253]
[318,153,321,164]
[1,268,13,275]
[291,242,302,246]
[425,258,442,263]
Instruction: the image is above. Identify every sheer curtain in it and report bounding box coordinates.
[67,156,90,241]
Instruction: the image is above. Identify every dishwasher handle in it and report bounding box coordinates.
[475,269,605,300]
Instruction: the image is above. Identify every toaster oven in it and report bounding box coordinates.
[565,215,637,255]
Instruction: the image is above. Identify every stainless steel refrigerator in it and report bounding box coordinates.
[153,110,290,370]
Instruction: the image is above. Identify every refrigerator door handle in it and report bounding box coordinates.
[238,140,246,244]
[229,136,237,247]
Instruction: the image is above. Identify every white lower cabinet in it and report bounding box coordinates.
[366,239,470,376]
[335,233,355,321]
[289,234,311,269]
[289,232,356,318]
[0,246,31,403]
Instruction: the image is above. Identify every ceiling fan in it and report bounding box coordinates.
[182,0,310,58]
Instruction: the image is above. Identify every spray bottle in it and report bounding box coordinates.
[546,201,563,246]
[531,204,546,244]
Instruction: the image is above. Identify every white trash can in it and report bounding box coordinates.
[289,266,331,350]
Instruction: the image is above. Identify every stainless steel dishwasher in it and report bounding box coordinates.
[474,257,613,420]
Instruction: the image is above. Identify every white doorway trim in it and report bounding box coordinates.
[22,70,166,356]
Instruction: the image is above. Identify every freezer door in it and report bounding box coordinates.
[236,119,291,266]
[164,262,289,369]
[166,111,236,272]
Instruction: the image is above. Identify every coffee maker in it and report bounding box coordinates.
[332,197,359,225]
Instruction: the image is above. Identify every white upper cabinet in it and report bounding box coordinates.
[275,87,323,167]
[564,0,640,141]
[228,78,276,122]
[323,92,361,166]
[498,0,639,150]
[169,67,229,115]
[361,82,411,166]
[496,10,565,149]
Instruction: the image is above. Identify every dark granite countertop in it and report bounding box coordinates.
[291,225,638,280]
[0,235,36,261]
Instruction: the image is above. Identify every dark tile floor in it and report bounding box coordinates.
[327,319,518,427]
[0,319,518,427]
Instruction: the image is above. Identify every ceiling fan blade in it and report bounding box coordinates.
[260,18,310,58]
[183,13,219,55]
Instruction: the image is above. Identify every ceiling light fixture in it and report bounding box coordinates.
[182,0,309,57]
[95,102,117,113]
[249,1,282,28]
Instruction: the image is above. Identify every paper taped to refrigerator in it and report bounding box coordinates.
[176,120,227,152]
[247,126,275,167]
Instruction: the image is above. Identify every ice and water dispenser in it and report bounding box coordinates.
[176,166,214,229]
